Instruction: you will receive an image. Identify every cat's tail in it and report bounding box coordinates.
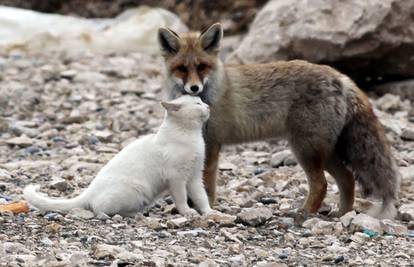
[24,185,88,214]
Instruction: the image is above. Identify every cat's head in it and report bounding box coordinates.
[161,95,209,123]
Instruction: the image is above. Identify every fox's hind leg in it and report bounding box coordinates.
[203,142,221,206]
[293,149,328,213]
[325,154,355,216]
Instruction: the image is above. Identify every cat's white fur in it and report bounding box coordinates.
[24,95,212,217]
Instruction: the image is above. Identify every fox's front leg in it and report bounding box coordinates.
[203,142,221,206]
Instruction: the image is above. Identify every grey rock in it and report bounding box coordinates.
[5,136,33,148]
[302,217,340,235]
[380,219,408,235]
[399,203,414,221]
[204,211,237,226]
[198,259,219,267]
[270,150,291,168]
[401,127,414,141]
[340,210,357,227]
[349,213,383,234]
[167,217,188,228]
[49,177,70,192]
[237,207,273,226]
[374,79,414,102]
[229,0,414,79]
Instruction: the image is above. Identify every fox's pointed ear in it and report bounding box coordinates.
[158,28,180,55]
[161,101,181,112]
[200,23,223,52]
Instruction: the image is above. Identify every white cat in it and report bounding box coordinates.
[24,95,212,217]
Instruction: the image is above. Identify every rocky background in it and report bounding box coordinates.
[0,0,414,266]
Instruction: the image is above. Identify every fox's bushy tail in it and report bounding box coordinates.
[337,78,400,219]
[24,185,87,214]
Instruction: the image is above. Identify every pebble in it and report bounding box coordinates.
[6,136,33,147]
[203,211,237,226]
[380,219,408,235]
[49,177,70,192]
[237,207,273,226]
[340,210,357,227]
[349,213,383,234]
[270,150,291,168]
[399,203,414,221]
[400,127,414,141]
[167,217,188,228]
[302,217,339,235]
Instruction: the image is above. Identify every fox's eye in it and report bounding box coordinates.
[177,65,187,73]
[197,64,207,71]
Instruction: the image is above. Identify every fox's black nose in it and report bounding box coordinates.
[190,85,199,93]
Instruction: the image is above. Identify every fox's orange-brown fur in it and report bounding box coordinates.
[158,23,401,219]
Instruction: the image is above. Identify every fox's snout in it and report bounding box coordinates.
[183,75,206,96]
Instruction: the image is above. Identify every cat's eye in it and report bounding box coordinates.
[177,65,187,73]
[197,64,207,71]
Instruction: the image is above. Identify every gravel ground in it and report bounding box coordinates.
[0,51,413,267]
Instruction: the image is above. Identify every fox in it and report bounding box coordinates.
[157,23,401,219]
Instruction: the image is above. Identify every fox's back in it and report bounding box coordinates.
[208,60,352,144]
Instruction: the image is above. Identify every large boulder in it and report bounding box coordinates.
[228,0,414,84]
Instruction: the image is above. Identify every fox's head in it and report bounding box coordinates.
[158,23,223,103]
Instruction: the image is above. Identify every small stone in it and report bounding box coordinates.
[350,232,370,244]
[380,219,408,235]
[259,197,277,205]
[220,229,242,244]
[349,213,383,234]
[45,222,62,234]
[283,155,297,166]
[60,69,77,79]
[334,256,345,264]
[49,177,70,192]
[219,161,237,171]
[302,217,338,235]
[340,210,357,227]
[400,127,414,141]
[44,212,60,221]
[0,169,12,180]
[237,207,273,226]
[257,262,288,267]
[93,244,127,259]
[399,203,414,221]
[69,252,89,266]
[67,208,94,220]
[62,110,85,124]
[111,214,122,222]
[270,150,291,168]
[198,259,219,267]
[92,130,113,142]
[6,136,33,148]
[228,254,246,267]
[278,252,288,259]
[144,218,164,230]
[177,228,208,236]
[167,217,188,228]
[41,237,54,246]
[25,145,41,155]
[204,211,237,226]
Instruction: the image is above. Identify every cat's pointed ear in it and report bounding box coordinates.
[158,28,181,55]
[200,23,223,53]
[161,101,181,112]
